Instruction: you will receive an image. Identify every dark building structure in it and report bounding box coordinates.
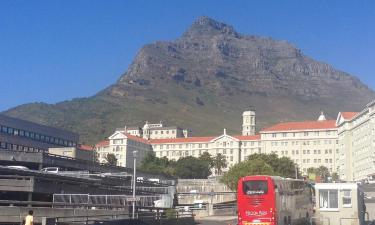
[0,114,79,152]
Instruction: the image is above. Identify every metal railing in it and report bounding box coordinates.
[48,208,194,225]
[53,194,161,208]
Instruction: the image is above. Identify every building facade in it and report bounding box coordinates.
[97,110,340,175]
[337,100,375,181]
[242,110,256,136]
[96,131,151,168]
[0,114,79,152]
[118,121,189,140]
[149,129,261,171]
[48,144,94,161]
[260,116,339,174]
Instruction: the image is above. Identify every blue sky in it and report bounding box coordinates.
[0,0,374,111]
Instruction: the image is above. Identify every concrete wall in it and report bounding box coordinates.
[49,147,93,161]
[176,179,236,205]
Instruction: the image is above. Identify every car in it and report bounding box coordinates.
[6,165,29,170]
[40,167,60,173]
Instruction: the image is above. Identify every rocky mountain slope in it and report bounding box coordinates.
[3,17,374,144]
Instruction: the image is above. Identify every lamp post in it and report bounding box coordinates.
[132,150,138,219]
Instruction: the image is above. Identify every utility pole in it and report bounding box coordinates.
[295,164,298,179]
[132,150,138,219]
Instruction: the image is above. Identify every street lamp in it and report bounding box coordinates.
[132,150,138,219]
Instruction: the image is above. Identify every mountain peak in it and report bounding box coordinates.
[182,16,240,39]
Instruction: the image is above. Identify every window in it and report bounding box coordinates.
[243,180,268,195]
[319,189,338,209]
[343,190,351,207]
[272,133,277,138]
[1,126,7,133]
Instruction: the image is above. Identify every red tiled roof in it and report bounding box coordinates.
[149,136,216,144]
[260,120,337,132]
[95,140,109,147]
[78,144,94,151]
[123,133,150,144]
[233,134,261,141]
[340,112,359,120]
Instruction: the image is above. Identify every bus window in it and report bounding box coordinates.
[243,180,268,195]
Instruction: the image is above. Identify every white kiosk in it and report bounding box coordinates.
[314,183,366,225]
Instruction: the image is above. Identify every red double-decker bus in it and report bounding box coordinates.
[237,175,313,225]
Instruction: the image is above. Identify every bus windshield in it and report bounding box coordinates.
[243,180,268,195]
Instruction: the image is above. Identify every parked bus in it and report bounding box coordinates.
[237,175,314,225]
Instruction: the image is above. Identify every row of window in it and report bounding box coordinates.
[271,139,337,147]
[242,148,262,155]
[157,141,261,150]
[302,158,333,163]
[280,149,336,155]
[242,141,260,147]
[157,149,234,157]
[150,130,176,135]
[270,130,337,138]
[0,124,76,147]
[0,141,44,152]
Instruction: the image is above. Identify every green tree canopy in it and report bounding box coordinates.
[175,156,212,179]
[213,153,227,175]
[247,153,298,178]
[316,166,330,182]
[222,153,298,190]
[139,152,176,176]
[222,158,274,190]
[104,153,118,166]
[199,152,214,168]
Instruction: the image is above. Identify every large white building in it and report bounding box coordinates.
[117,121,189,140]
[259,117,339,174]
[149,129,262,172]
[96,110,341,176]
[337,100,375,181]
[95,131,151,168]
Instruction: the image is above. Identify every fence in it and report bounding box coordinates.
[53,194,160,209]
[45,209,194,225]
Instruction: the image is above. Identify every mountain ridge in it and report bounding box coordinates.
[3,16,374,144]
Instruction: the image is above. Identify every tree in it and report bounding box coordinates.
[199,152,214,169]
[316,166,330,182]
[222,158,275,190]
[213,153,227,175]
[307,167,317,175]
[139,152,175,176]
[222,153,298,190]
[331,172,339,182]
[104,153,117,166]
[175,156,211,179]
[247,153,297,178]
